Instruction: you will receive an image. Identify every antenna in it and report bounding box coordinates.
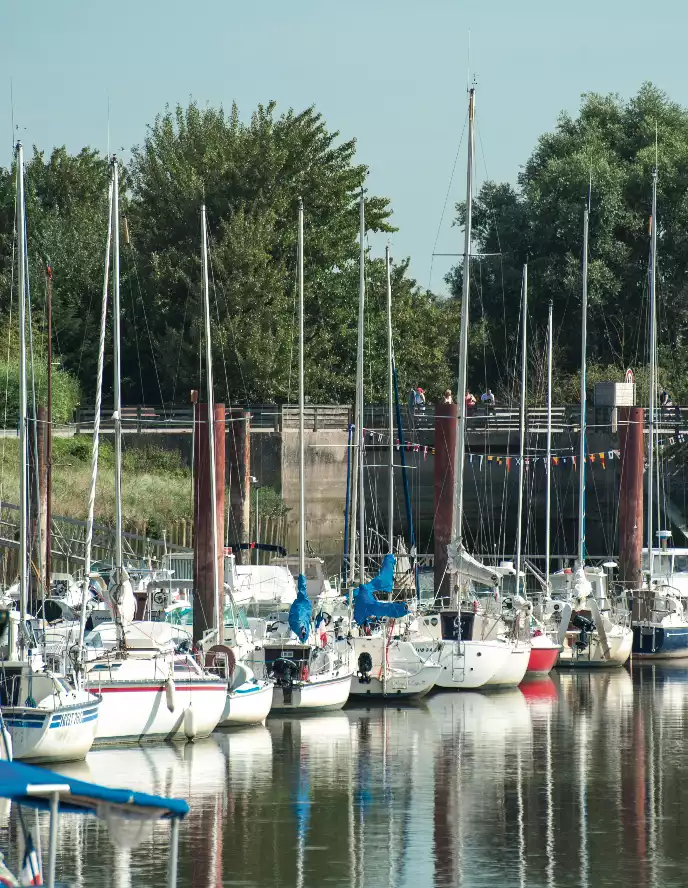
[107,92,111,157]
[655,120,658,169]
[467,29,471,91]
[10,77,14,150]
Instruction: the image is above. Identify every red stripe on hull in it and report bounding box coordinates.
[527,647,559,676]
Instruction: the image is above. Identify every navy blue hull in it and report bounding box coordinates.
[632,624,688,658]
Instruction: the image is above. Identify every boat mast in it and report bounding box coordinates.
[647,168,658,586]
[45,263,53,591]
[452,86,476,546]
[15,142,28,649]
[514,264,528,592]
[577,195,590,569]
[201,205,222,641]
[112,158,124,604]
[298,198,306,578]
[545,301,553,591]
[386,244,394,556]
[357,191,366,585]
[78,175,114,661]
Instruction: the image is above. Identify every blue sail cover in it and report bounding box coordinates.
[288,574,312,640]
[353,554,408,625]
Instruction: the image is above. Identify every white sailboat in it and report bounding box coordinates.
[554,190,632,668]
[196,203,272,727]
[349,241,439,699]
[0,142,100,763]
[77,159,226,743]
[410,87,520,689]
[247,198,352,712]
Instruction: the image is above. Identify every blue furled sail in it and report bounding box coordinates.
[353,554,408,625]
[289,574,312,640]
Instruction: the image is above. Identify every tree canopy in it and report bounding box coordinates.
[451,82,688,402]
[0,100,458,410]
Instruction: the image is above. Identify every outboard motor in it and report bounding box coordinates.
[572,612,595,650]
[357,651,373,684]
[270,657,300,687]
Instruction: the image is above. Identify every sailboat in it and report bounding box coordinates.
[523,296,561,677]
[348,241,440,698]
[552,189,632,667]
[631,165,688,658]
[246,198,353,712]
[0,142,100,763]
[75,158,227,743]
[410,87,524,689]
[196,203,273,726]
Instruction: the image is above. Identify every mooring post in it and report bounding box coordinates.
[193,401,225,644]
[434,400,457,602]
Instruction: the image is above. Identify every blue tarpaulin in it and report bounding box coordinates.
[0,760,189,819]
[288,574,312,640]
[353,554,408,625]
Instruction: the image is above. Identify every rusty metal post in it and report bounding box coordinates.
[193,401,225,644]
[619,406,644,590]
[228,408,251,563]
[434,401,457,602]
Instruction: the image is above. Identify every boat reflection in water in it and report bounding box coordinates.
[3,664,688,886]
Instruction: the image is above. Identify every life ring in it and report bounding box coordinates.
[205,644,236,678]
[153,590,167,606]
[320,612,332,627]
[453,616,461,629]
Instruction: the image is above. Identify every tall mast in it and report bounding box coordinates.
[297,198,306,577]
[201,205,222,640]
[647,169,658,585]
[452,86,476,544]
[78,176,113,662]
[45,264,53,591]
[545,301,553,591]
[15,142,27,645]
[386,245,394,556]
[577,197,590,568]
[112,158,124,584]
[357,191,366,584]
[515,264,528,591]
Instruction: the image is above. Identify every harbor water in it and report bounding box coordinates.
[1,664,687,887]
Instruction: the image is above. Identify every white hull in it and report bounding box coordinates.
[91,680,226,744]
[557,629,633,668]
[414,640,511,690]
[3,697,100,763]
[217,681,273,727]
[349,663,440,698]
[270,673,351,712]
[484,641,531,688]
[351,636,440,698]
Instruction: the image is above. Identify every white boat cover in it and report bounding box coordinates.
[447,541,499,587]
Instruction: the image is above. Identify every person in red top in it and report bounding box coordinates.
[465,390,477,414]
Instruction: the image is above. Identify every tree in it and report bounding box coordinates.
[450,83,688,401]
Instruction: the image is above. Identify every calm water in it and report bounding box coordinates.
[2,665,688,887]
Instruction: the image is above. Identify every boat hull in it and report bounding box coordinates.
[92,680,227,745]
[485,641,531,688]
[349,664,440,698]
[632,624,688,659]
[217,682,273,726]
[414,640,511,690]
[526,639,561,676]
[4,697,100,763]
[270,673,352,712]
[557,629,633,668]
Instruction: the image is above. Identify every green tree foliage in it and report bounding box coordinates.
[450,83,688,401]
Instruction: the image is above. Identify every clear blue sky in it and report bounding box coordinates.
[1,0,684,293]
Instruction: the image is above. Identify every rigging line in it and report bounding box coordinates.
[170,273,191,405]
[206,234,232,402]
[428,110,468,293]
[477,126,510,382]
[1,200,17,512]
[205,249,250,405]
[124,253,146,403]
[126,232,167,413]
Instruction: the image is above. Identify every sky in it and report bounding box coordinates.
[1,0,685,294]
